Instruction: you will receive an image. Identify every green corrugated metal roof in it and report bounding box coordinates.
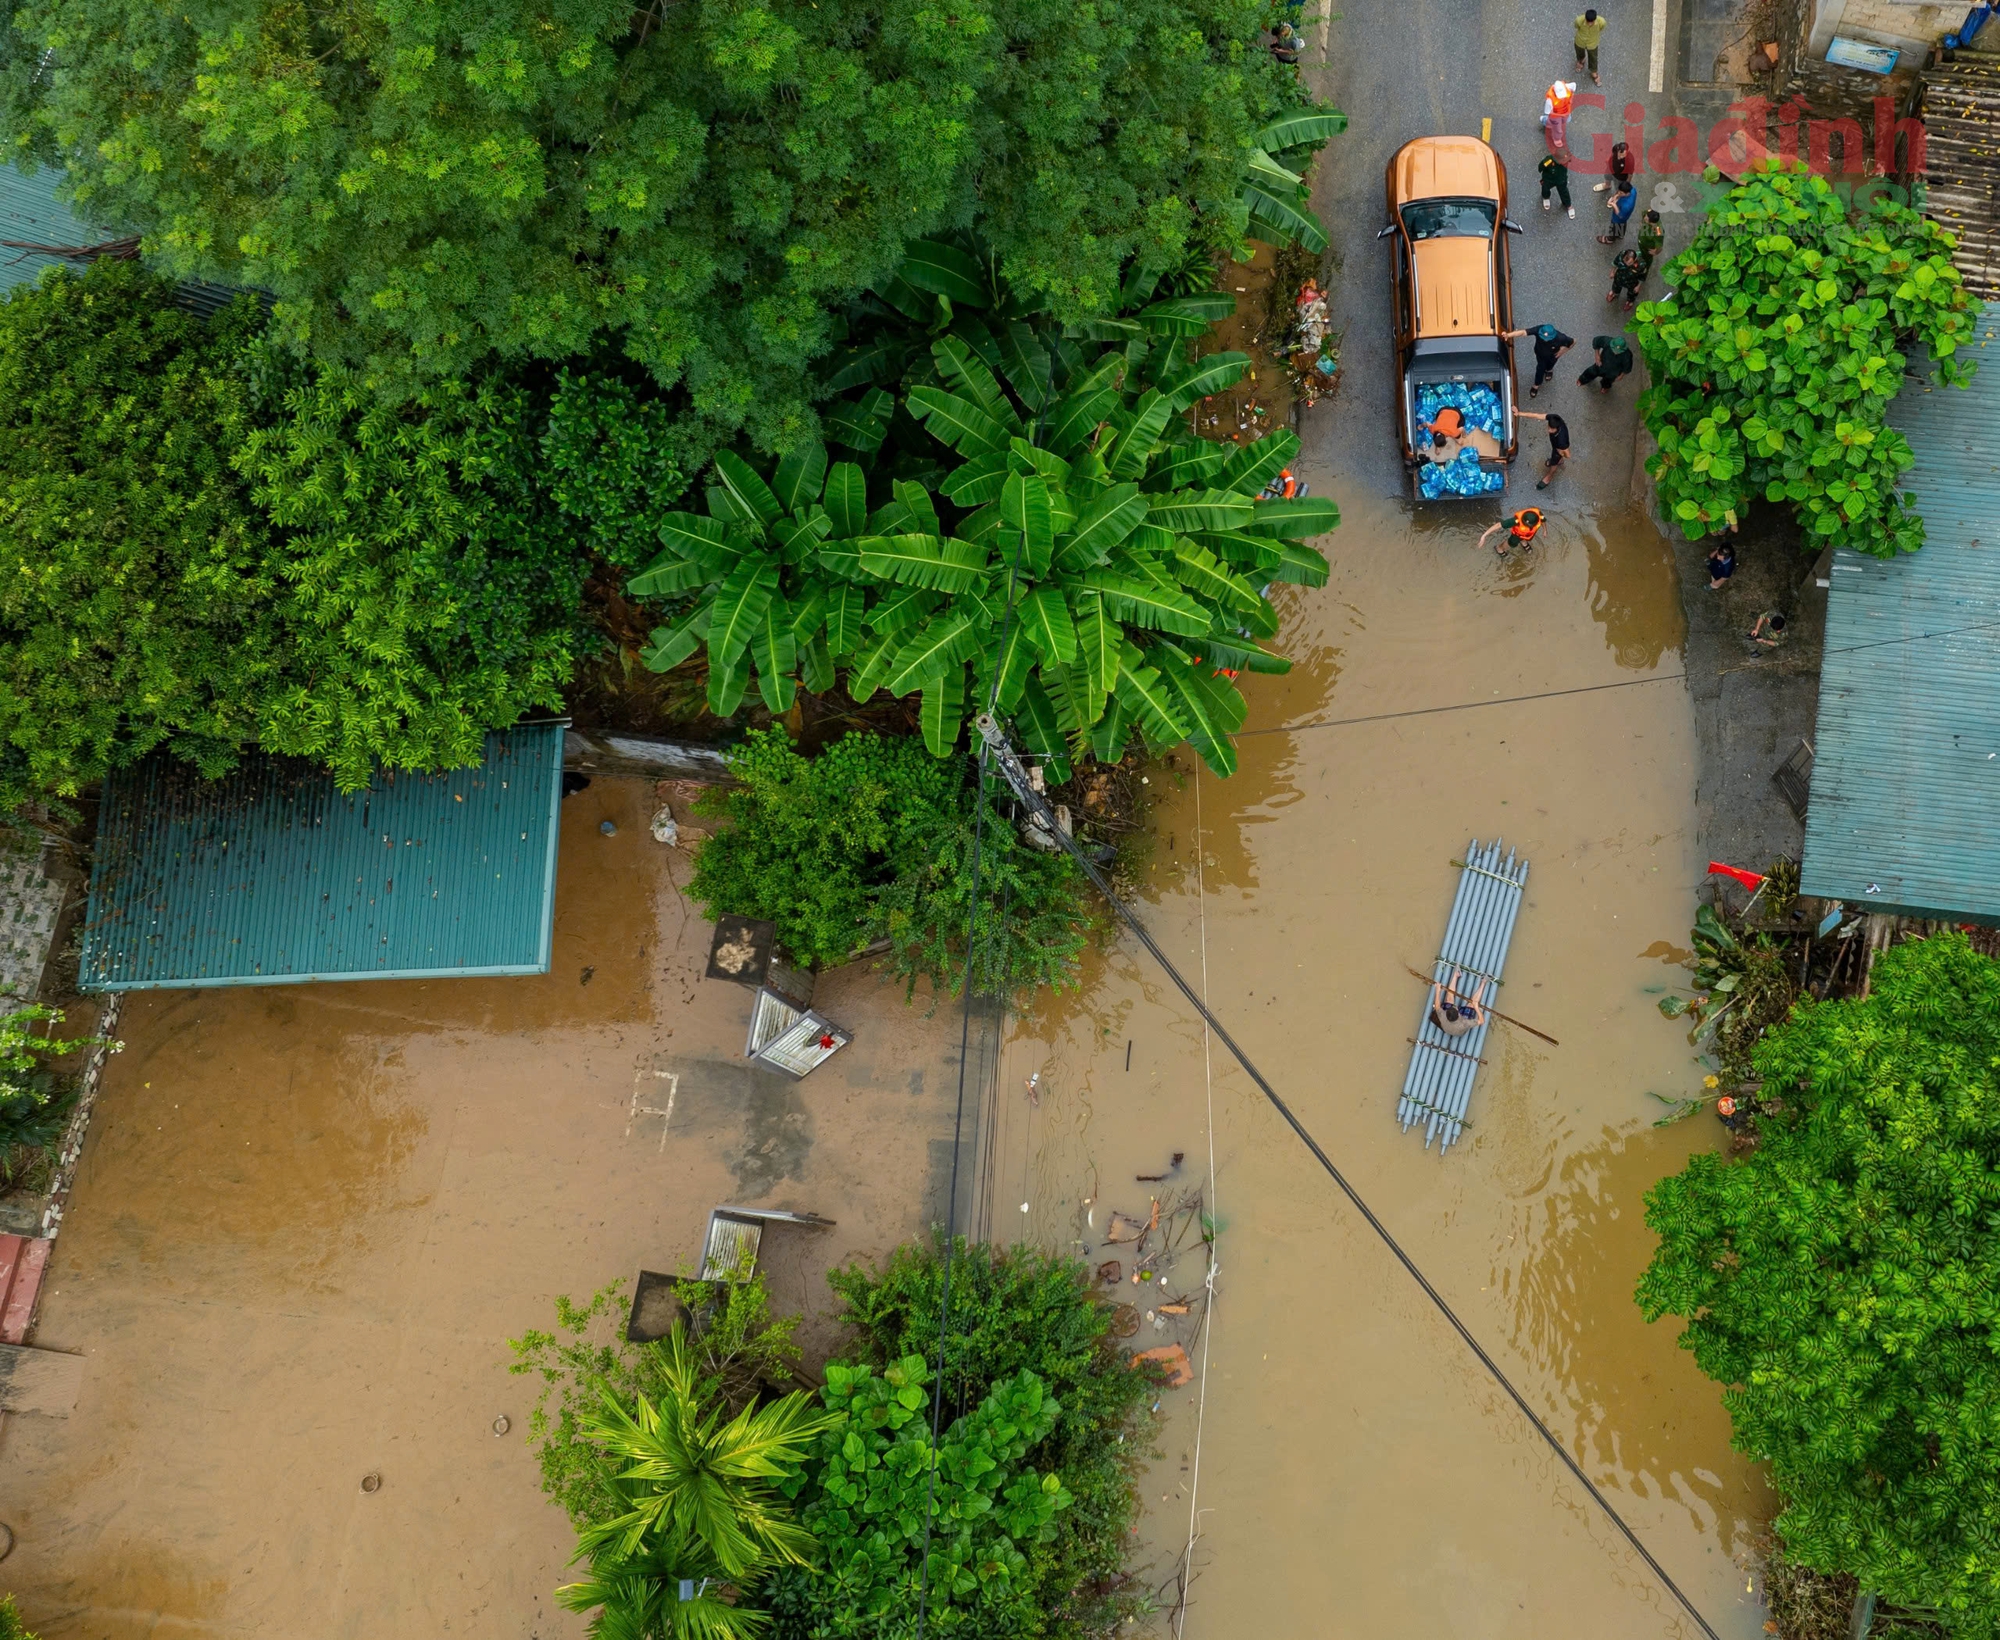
[1800,304,2000,921]
[0,161,109,293]
[79,727,567,990]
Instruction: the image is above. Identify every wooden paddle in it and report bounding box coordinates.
[1403,964,1561,1047]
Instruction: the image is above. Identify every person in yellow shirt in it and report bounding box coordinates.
[1574,9,1607,82]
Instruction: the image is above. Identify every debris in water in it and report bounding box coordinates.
[1025,1071,1041,1105]
[600,820,618,836]
[1105,1211,1148,1244]
[1097,1260,1122,1286]
[1019,1202,1030,1213]
[1158,1302,1191,1316]
[650,808,679,845]
[360,1473,382,1494]
[580,967,595,986]
[1136,1151,1185,1182]
[1109,1303,1141,1339]
[1131,1344,1195,1387]
[492,1415,510,1436]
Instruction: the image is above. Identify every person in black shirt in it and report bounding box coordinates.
[1706,541,1736,589]
[1520,411,1570,489]
[1505,323,1574,398]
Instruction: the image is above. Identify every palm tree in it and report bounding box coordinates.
[557,1320,832,1639]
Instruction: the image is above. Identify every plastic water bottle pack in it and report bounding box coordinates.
[1415,382,1508,498]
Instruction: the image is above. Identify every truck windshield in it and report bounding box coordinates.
[1400,198,1498,241]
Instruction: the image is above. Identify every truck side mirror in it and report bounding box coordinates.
[1502,219,1524,235]
[1376,223,1397,240]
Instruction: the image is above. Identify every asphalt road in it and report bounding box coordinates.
[1301,0,1680,512]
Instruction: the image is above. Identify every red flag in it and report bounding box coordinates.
[1707,861,1765,892]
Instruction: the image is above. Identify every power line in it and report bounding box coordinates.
[973,712,1726,1640]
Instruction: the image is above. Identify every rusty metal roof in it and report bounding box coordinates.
[79,727,566,990]
[1800,311,2000,921]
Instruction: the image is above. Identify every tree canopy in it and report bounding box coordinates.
[0,261,590,806]
[2,0,1313,452]
[1632,162,1975,556]
[1637,933,2000,1629]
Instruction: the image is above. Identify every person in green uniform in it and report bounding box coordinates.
[1635,209,1665,274]
[1539,152,1574,216]
[1577,335,1634,393]
[1574,9,1607,82]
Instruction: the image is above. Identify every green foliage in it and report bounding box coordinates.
[511,1281,817,1640]
[543,371,702,569]
[236,359,587,789]
[1633,162,1976,555]
[2,0,1318,452]
[768,1356,1073,1637]
[634,338,1334,777]
[774,1238,1152,1639]
[0,261,277,809]
[1654,902,1799,1080]
[1636,933,2000,1630]
[510,1276,805,1536]
[0,260,596,810]
[0,1004,118,1163]
[687,730,1090,999]
[0,1595,37,1640]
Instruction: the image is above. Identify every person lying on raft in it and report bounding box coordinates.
[1429,969,1489,1037]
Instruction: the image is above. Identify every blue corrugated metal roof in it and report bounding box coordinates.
[1800,304,2000,921]
[79,727,567,990]
[0,161,109,293]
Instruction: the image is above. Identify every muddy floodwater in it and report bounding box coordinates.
[980,493,1772,1639]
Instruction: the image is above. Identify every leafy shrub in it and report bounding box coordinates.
[689,729,1090,998]
[542,371,702,569]
[1637,933,2000,1630]
[237,362,588,790]
[793,1238,1153,1639]
[509,1274,805,1535]
[0,261,277,809]
[0,1594,37,1640]
[768,1357,1074,1638]
[0,1004,118,1167]
[1634,162,1975,555]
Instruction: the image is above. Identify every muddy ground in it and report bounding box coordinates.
[0,776,990,1639]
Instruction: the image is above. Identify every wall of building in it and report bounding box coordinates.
[1807,0,1956,63]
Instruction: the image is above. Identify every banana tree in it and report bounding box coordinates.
[630,333,1336,778]
[1236,110,1348,255]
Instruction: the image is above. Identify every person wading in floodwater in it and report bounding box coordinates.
[1477,507,1545,556]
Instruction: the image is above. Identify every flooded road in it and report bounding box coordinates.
[979,493,1772,1638]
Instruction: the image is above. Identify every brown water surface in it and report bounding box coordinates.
[978,493,1771,1639]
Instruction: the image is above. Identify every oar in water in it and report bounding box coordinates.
[1403,964,1560,1047]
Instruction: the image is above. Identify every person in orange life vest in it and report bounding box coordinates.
[1477,507,1545,556]
[1541,80,1575,153]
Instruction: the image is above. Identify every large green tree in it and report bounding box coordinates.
[1637,933,2000,1630]
[1,0,1317,448]
[0,260,279,809]
[1633,162,1975,556]
[0,260,591,807]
